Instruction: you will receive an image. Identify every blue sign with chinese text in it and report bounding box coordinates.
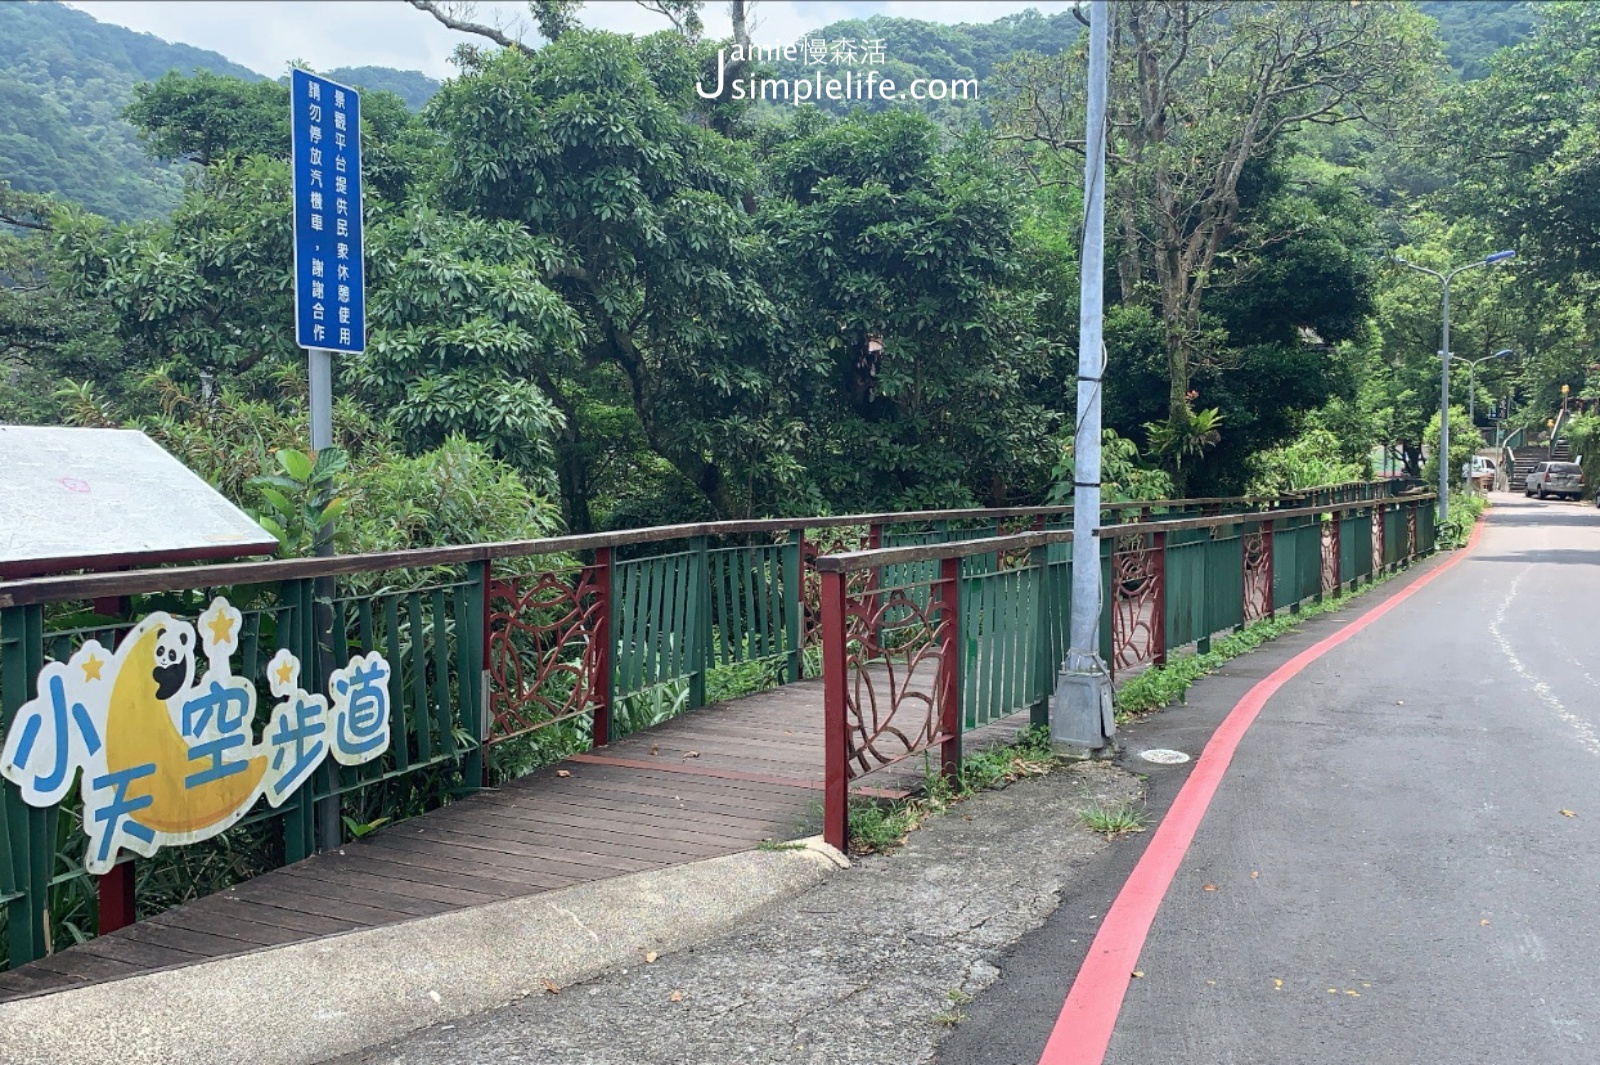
[291,69,365,353]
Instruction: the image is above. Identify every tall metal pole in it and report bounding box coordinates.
[308,347,340,850]
[1439,279,1451,524]
[309,348,334,454]
[1053,0,1114,752]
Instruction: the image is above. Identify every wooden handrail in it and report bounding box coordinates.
[814,495,1434,574]
[0,485,1404,609]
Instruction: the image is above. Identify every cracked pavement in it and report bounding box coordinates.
[323,760,1141,1065]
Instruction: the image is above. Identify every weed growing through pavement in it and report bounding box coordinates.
[1077,802,1149,837]
[847,726,1056,854]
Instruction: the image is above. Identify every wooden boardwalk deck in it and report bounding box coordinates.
[0,677,1027,1003]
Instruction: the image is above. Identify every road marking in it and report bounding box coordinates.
[1037,518,1486,1065]
[1488,568,1600,760]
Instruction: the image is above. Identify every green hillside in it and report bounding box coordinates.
[0,2,439,221]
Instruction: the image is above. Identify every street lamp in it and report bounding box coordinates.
[1450,348,1514,426]
[1394,249,1516,523]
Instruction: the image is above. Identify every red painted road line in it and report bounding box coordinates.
[1039,518,1487,1065]
[565,752,911,800]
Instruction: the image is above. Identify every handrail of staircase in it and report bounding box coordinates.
[1550,409,1569,459]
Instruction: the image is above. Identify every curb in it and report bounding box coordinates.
[0,840,849,1065]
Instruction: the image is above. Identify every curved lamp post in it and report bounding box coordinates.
[1394,250,1516,523]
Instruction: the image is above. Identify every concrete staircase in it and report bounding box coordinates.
[1506,446,1546,492]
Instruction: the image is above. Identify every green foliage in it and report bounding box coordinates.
[1077,804,1148,837]
[1049,429,1174,504]
[848,728,1055,855]
[1438,490,1488,550]
[1422,406,1484,489]
[1563,412,1600,497]
[1144,408,1225,473]
[250,446,349,556]
[1246,428,1368,497]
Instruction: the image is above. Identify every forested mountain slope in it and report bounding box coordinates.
[0,2,438,220]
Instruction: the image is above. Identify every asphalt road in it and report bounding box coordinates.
[942,493,1600,1064]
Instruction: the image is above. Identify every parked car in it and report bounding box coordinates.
[1463,455,1496,491]
[1524,461,1584,500]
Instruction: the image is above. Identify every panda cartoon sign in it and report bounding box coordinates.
[0,597,392,874]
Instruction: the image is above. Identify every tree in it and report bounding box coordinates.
[1431,2,1600,277]
[427,30,793,528]
[995,0,1436,490]
[760,111,1060,510]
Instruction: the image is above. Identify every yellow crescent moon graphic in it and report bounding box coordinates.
[104,627,266,835]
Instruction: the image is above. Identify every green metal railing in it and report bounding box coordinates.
[0,482,1426,972]
[815,493,1440,850]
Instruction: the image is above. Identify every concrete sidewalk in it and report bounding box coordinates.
[0,840,848,1065]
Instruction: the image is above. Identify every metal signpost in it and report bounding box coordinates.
[290,68,365,849]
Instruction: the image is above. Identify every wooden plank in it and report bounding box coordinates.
[354,835,588,888]
[445,795,780,846]
[15,948,144,984]
[179,893,366,938]
[278,861,506,908]
[0,967,77,999]
[113,920,267,959]
[254,870,453,920]
[374,820,708,869]
[142,904,309,948]
[394,807,732,862]
[70,930,207,969]
[219,879,407,926]
[324,848,531,898]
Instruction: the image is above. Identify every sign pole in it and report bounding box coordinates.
[291,68,366,853]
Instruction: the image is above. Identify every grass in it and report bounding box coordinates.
[934,989,975,1027]
[847,726,1056,855]
[1077,802,1149,837]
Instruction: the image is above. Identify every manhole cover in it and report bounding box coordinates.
[1139,748,1191,764]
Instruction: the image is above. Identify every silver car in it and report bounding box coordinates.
[1525,461,1584,500]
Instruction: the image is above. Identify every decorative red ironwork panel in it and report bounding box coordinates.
[800,526,873,647]
[486,560,608,745]
[1112,531,1163,673]
[838,577,955,780]
[1242,527,1273,623]
[1320,520,1340,595]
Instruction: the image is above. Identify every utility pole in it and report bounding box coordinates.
[1394,250,1514,523]
[1053,0,1114,752]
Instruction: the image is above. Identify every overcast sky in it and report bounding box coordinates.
[66,1,1079,81]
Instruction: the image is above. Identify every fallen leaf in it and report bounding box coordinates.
[556,770,571,778]
[1396,700,1404,705]
[645,951,658,963]
[1327,989,1337,994]
[784,729,795,735]
[1481,919,1490,926]
[684,750,701,759]
[544,980,560,995]
[1131,970,1144,979]
[669,990,684,1002]
[1202,884,1217,892]
[1560,809,1576,818]
[1346,990,1360,997]
[1272,979,1283,990]
[651,745,660,756]
[1250,871,1260,879]
[1206,979,1216,986]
